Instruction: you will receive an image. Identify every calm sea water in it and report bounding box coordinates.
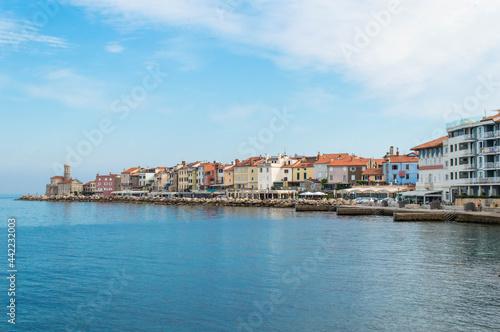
[1,196,499,331]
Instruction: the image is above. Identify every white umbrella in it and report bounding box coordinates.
[312,192,327,195]
[299,192,313,196]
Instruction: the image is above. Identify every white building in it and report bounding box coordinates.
[412,136,450,201]
[446,112,500,199]
[257,154,291,190]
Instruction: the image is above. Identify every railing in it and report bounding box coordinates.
[460,149,474,156]
[470,177,500,184]
[463,134,476,140]
[482,146,500,154]
[478,131,500,139]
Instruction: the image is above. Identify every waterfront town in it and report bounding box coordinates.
[45,113,500,205]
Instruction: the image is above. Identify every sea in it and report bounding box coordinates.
[0,195,499,331]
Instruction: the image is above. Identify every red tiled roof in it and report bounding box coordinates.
[411,136,448,150]
[385,155,419,163]
[51,176,64,179]
[58,179,76,184]
[481,110,500,122]
[83,181,95,186]
[361,168,383,176]
[122,167,140,174]
[314,153,350,164]
[328,157,371,166]
[225,167,234,171]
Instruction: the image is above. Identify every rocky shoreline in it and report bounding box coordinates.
[17,195,352,208]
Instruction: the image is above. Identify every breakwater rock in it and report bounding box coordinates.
[17,195,348,209]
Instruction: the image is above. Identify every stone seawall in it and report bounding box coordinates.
[17,195,348,209]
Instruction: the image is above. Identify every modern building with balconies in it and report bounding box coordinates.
[446,111,500,199]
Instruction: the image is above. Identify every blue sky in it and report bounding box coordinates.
[2,0,500,195]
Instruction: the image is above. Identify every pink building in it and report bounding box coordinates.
[95,173,121,197]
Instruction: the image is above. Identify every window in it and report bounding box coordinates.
[251,169,254,173]
[303,173,307,180]
[351,175,355,181]
[376,175,382,180]
[393,174,397,180]
[237,176,240,180]
[330,175,333,180]
[284,169,289,173]
[405,174,409,180]
[406,165,410,170]
[343,167,347,171]
[450,159,453,166]
[297,173,300,180]
[392,165,398,170]
[260,168,263,173]
[284,177,288,181]
[450,172,453,180]
[251,177,254,181]
[266,168,269,173]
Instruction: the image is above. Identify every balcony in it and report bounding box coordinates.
[482,146,500,154]
[462,164,476,170]
[470,177,500,184]
[482,162,500,169]
[478,131,500,140]
[460,149,474,156]
[463,134,476,141]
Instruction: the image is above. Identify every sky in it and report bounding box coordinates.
[2,0,500,195]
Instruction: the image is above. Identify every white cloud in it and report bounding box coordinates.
[105,42,125,53]
[67,0,500,119]
[24,69,108,109]
[0,16,69,52]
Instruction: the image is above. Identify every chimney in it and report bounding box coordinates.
[182,161,185,165]
[389,146,394,156]
[351,156,354,161]
[278,153,282,161]
[396,148,399,156]
[265,153,269,162]
[317,152,321,159]
[235,159,240,165]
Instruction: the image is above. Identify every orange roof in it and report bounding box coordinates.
[481,110,500,122]
[361,168,383,176]
[83,181,95,186]
[411,136,448,150]
[385,155,418,163]
[58,179,76,184]
[327,157,371,166]
[292,161,314,168]
[204,163,215,172]
[122,167,140,174]
[374,159,386,165]
[225,167,234,171]
[314,153,350,164]
[235,157,264,167]
[51,176,64,179]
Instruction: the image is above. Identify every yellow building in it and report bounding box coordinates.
[223,166,234,189]
[292,160,315,181]
[233,157,264,189]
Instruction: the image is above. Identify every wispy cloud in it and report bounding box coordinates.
[105,42,125,53]
[64,0,500,120]
[0,16,69,52]
[24,68,108,109]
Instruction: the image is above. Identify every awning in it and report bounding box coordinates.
[401,190,442,197]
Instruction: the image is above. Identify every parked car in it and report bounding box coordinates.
[355,197,374,204]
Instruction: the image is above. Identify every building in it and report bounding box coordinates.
[45,164,82,196]
[304,179,322,192]
[361,168,384,184]
[223,166,234,189]
[57,179,83,196]
[96,173,121,197]
[121,167,141,190]
[234,157,264,190]
[257,154,291,190]
[411,136,449,200]
[313,153,350,181]
[445,111,500,199]
[382,147,419,185]
[82,180,96,194]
